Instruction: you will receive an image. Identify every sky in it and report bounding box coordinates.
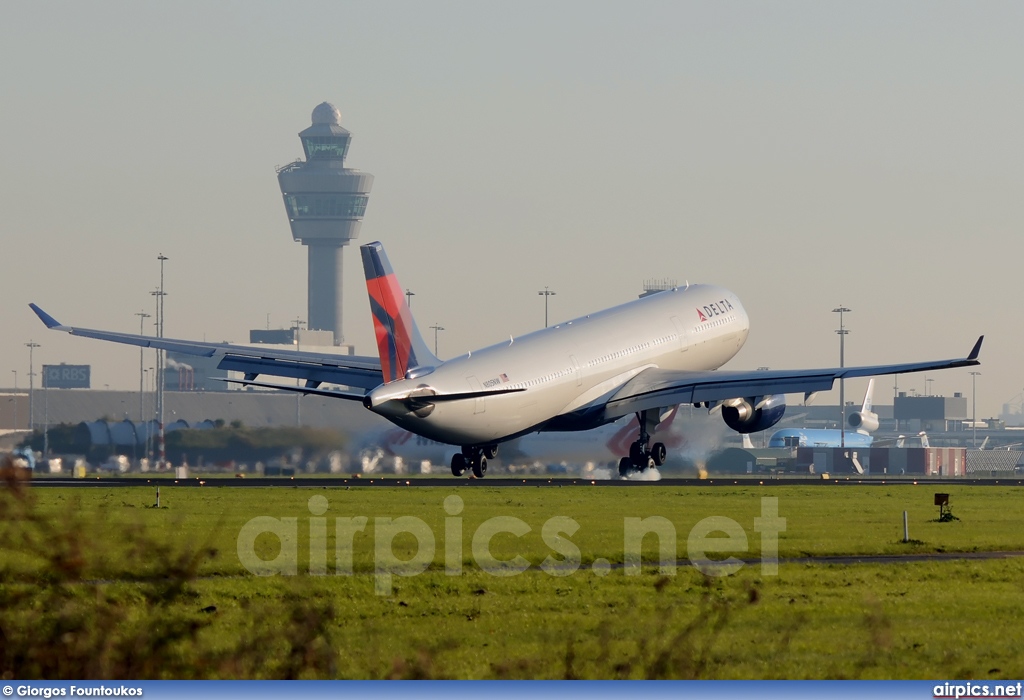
[1,1,1021,420]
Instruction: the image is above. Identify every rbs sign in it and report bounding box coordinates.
[42,364,91,389]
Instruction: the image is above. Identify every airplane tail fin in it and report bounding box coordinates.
[360,242,439,383]
[861,378,875,414]
[847,378,880,434]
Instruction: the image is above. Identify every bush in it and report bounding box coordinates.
[0,471,338,679]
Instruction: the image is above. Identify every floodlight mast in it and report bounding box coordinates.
[25,341,39,431]
[135,311,150,421]
[970,371,981,447]
[156,254,168,469]
[430,324,445,356]
[832,306,851,448]
[539,287,556,328]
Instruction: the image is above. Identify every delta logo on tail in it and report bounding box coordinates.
[361,243,434,383]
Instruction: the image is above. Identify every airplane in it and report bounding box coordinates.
[29,241,984,479]
[767,378,878,448]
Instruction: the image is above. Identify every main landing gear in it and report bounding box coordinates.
[451,444,498,478]
[618,409,667,478]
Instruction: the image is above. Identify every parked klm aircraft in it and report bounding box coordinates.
[767,379,878,448]
[30,241,983,479]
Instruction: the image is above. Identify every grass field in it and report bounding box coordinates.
[2,481,1023,679]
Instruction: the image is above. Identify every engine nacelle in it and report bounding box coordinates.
[848,410,879,433]
[721,394,787,434]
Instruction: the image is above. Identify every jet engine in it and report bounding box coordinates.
[721,394,787,434]
[847,410,879,433]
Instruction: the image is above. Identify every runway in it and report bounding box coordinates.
[25,475,1024,488]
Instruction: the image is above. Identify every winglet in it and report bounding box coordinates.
[28,303,64,330]
[968,335,984,362]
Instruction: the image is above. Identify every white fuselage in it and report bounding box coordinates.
[365,284,749,446]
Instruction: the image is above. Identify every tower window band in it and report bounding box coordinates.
[285,194,368,219]
[302,136,350,160]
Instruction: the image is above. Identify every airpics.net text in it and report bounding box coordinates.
[236,495,786,596]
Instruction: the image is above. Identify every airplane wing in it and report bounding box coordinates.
[29,304,383,396]
[601,336,983,420]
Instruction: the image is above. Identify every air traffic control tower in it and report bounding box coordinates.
[277,103,374,345]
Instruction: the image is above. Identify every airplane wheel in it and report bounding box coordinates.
[651,442,667,466]
[472,455,487,478]
[629,441,645,466]
[451,453,467,477]
[618,457,632,478]
[484,445,499,460]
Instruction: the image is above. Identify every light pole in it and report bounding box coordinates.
[292,317,305,426]
[145,367,154,461]
[142,367,149,436]
[405,289,415,308]
[43,382,48,457]
[135,311,150,421]
[970,371,981,447]
[832,306,850,448]
[538,287,556,328]
[157,253,168,335]
[155,253,168,468]
[429,324,445,356]
[25,341,39,431]
[10,370,16,429]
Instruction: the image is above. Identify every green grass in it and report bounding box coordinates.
[3,482,1024,679]
[185,560,1024,679]
[21,484,1024,575]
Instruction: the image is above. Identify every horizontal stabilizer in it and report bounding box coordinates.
[398,387,527,403]
[219,378,367,401]
[217,354,382,390]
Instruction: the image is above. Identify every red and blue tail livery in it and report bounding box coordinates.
[360,241,438,383]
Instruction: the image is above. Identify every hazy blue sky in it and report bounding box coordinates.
[2,1,1021,419]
